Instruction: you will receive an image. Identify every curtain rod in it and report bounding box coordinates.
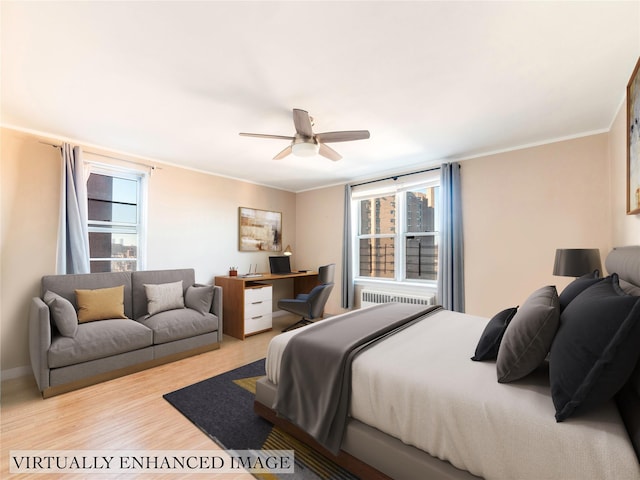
[350,166,441,188]
[38,141,161,171]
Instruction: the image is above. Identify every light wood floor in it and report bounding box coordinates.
[1,314,302,479]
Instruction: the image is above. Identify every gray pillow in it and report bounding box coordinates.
[144,281,185,316]
[497,285,560,383]
[43,290,78,337]
[550,274,640,421]
[185,284,214,315]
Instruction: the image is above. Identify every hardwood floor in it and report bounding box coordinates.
[1,314,300,479]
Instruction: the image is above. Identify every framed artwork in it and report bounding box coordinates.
[238,207,282,252]
[627,57,640,215]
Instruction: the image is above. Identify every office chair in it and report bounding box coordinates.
[280,264,335,332]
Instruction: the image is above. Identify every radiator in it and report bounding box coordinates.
[360,289,436,307]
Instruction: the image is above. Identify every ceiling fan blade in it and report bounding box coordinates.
[292,109,314,138]
[273,145,293,160]
[318,142,342,161]
[239,132,295,141]
[315,130,370,143]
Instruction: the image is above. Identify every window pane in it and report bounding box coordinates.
[405,187,438,233]
[87,173,138,223]
[359,237,395,278]
[88,200,137,223]
[405,236,438,280]
[90,260,137,273]
[87,174,137,204]
[89,232,138,260]
[359,196,396,235]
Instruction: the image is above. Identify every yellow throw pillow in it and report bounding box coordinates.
[75,285,128,323]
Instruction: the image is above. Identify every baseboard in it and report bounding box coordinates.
[1,365,31,381]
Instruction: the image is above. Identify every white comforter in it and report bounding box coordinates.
[266,308,640,480]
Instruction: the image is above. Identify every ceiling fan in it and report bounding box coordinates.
[239,108,370,161]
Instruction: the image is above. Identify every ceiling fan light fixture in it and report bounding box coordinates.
[240,108,369,160]
[291,141,319,157]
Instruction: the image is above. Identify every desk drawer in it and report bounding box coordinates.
[245,285,272,303]
[245,298,271,318]
[245,312,272,335]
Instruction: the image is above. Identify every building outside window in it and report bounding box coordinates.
[354,172,439,285]
[86,164,147,273]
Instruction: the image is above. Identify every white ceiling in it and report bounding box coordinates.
[2,1,639,192]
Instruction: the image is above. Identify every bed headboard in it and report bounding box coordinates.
[606,246,640,461]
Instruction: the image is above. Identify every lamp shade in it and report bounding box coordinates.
[291,141,319,157]
[553,249,601,277]
[283,245,292,256]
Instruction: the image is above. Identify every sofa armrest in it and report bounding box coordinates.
[29,297,51,393]
[211,285,223,343]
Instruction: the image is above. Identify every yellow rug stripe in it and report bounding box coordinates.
[233,374,356,479]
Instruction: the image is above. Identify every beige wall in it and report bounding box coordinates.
[462,134,611,317]
[1,130,61,375]
[0,128,296,373]
[294,184,346,315]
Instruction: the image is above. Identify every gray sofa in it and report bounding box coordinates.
[29,268,222,397]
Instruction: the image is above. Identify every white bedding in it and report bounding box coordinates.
[266,308,640,480]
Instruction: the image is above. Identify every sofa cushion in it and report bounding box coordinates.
[44,290,78,337]
[185,284,215,315]
[48,319,152,368]
[75,285,128,323]
[138,309,219,344]
[42,271,133,319]
[144,281,185,315]
[131,269,195,320]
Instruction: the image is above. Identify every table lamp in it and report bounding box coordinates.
[553,248,601,277]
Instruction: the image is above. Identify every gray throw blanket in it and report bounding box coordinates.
[274,302,442,454]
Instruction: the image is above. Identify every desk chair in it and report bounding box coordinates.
[280,264,335,332]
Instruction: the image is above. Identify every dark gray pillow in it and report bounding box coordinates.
[185,284,214,315]
[471,307,518,361]
[558,270,601,311]
[43,290,78,337]
[496,286,560,383]
[550,274,640,421]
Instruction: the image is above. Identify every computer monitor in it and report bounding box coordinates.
[269,255,291,275]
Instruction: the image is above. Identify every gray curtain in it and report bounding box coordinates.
[438,162,465,312]
[56,143,91,274]
[341,184,354,309]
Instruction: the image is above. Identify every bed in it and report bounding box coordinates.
[254,246,640,480]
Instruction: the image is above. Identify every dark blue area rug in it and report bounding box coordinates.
[163,359,358,479]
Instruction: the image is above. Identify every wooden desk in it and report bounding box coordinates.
[214,271,319,340]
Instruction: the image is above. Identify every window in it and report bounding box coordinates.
[86,164,147,273]
[353,172,439,283]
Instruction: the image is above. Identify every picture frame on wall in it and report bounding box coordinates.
[627,57,640,215]
[238,207,282,252]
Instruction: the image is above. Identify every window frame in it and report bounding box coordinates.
[86,161,148,273]
[352,173,440,288]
